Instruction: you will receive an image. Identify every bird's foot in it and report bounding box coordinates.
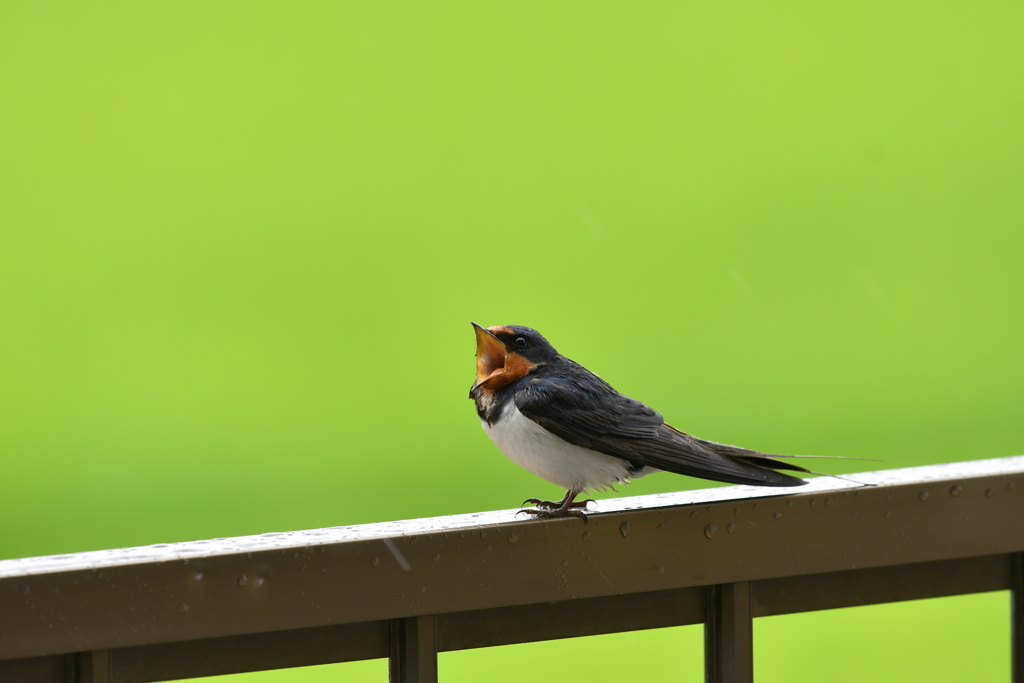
[517,495,594,524]
[521,497,595,511]
[518,506,590,525]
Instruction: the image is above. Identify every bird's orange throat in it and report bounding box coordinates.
[473,325,538,393]
[484,351,537,392]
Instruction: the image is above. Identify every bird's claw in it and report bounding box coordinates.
[518,492,593,524]
[518,507,589,525]
[521,498,595,511]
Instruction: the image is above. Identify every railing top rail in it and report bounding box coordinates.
[3,456,1022,579]
[3,455,1024,663]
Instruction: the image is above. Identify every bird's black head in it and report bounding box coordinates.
[486,324,559,361]
[470,323,559,392]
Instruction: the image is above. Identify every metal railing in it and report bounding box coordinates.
[3,456,1024,683]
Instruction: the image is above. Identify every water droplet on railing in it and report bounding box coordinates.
[656,522,665,530]
[581,530,591,541]
[690,510,698,518]
[774,513,782,519]
[178,603,189,613]
[432,553,441,562]
[949,485,962,497]
[704,524,716,539]
[237,574,248,587]
[727,523,736,534]
[986,488,995,498]
[919,491,930,502]
[371,557,381,567]
[193,571,204,581]
[619,521,632,538]
[507,533,518,544]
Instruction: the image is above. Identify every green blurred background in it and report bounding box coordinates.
[2,1,1021,680]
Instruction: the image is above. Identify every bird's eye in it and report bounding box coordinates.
[514,337,528,348]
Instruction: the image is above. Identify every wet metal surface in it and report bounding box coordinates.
[1,456,1023,681]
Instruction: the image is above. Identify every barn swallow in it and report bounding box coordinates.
[469,323,810,521]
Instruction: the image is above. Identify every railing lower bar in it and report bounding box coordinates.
[437,586,705,652]
[753,554,1010,617]
[389,616,438,683]
[704,583,753,683]
[0,655,67,683]
[109,621,390,683]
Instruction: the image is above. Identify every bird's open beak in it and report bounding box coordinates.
[471,322,507,391]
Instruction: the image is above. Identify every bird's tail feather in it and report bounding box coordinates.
[638,427,809,487]
[682,433,877,487]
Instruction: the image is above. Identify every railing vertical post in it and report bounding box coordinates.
[79,650,112,683]
[1013,553,1024,683]
[705,583,753,683]
[389,616,438,683]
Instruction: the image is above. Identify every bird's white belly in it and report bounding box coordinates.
[481,403,641,492]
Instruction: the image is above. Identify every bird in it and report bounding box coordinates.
[469,323,813,521]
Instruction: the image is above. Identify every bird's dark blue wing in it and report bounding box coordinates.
[514,364,807,487]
